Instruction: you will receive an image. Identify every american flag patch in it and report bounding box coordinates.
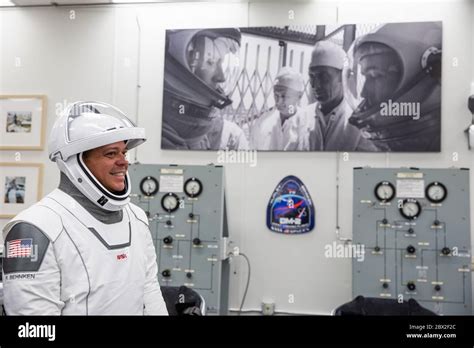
[7,238,33,258]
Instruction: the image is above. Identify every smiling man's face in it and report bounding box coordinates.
[83,141,129,192]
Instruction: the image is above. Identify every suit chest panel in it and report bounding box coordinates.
[47,199,147,312]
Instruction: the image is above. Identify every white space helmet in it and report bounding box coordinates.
[49,101,146,211]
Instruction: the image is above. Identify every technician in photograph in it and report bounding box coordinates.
[207,117,249,150]
[161,28,241,150]
[250,67,308,151]
[303,40,377,151]
[2,101,168,315]
[347,22,442,151]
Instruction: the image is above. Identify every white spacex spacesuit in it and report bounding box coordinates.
[2,101,168,315]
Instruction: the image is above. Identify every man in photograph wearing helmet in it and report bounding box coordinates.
[303,40,376,151]
[250,67,307,151]
[2,102,168,315]
[161,28,242,150]
[347,22,442,151]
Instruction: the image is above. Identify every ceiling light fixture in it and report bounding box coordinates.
[0,0,14,6]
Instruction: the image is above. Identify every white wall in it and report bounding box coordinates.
[0,0,473,315]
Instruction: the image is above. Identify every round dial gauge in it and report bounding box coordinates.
[161,193,179,213]
[374,181,395,202]
[184,177,203,198]
[426,182,447,203]
[140,176,158,196]
[400,199,422,220]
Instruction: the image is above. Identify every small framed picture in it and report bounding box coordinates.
[0,95,47,150]
[0,163,43,218]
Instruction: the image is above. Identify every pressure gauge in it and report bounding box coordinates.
[374,181,395,202]
[426,182,447,203]
[161,193,180,213]
[399,199,422,220]
[184,177,203,198]
[139,176,158,197]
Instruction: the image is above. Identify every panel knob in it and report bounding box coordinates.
[441,247,451,256]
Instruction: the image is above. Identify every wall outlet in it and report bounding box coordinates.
[262,301,275,316]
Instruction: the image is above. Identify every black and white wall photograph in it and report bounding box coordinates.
[162,22,442,152]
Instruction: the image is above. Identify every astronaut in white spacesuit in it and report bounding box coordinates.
[2,101,168,315]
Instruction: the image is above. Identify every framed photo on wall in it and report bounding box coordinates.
[0,95,47,150]
[0,163,43,218]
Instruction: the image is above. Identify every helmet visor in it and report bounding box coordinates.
[66,102,136,143]
[343,42,403,112]
[186,35,240,97]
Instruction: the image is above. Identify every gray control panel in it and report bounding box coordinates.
[352,167,472,315]
[129,164,229,315]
